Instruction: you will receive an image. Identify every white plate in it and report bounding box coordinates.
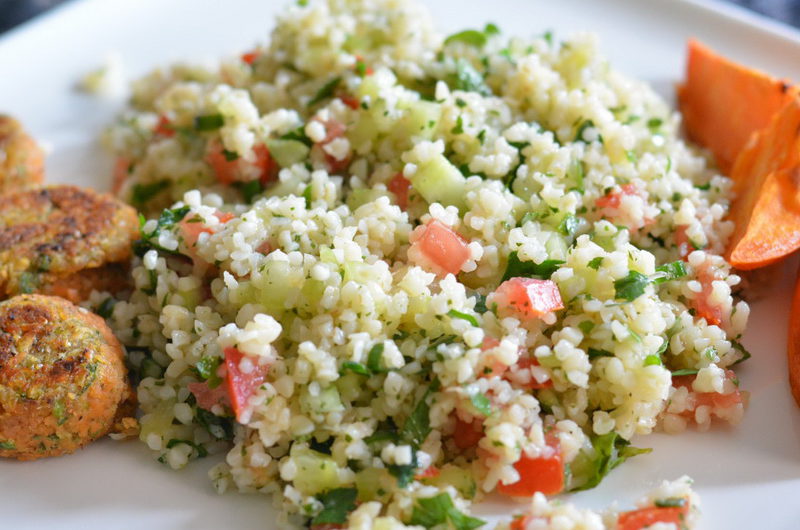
[2,0,800,528]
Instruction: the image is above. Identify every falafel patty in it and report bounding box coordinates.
[0,294,131,460]
[0,115,45,195]
[0,185,138,301]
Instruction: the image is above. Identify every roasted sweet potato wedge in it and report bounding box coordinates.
[678,39,797,175]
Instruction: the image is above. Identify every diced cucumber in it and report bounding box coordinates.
[255,260,293,313]
[266,139,310,168]
[424,464,477,499]
[343,261,372,284]
[290,446,341,495]
[398,100,441,140]
[356,75,382,100]
[139,399,176,444]
[545,233,569,261]
[319,246,338,264]
[300,278,326,312]
[336,373,365,403]
[346,188,383,211]
[300,385,345,414]
[355,467,393,502]
[409,154,467,211]
[348,112,378,149]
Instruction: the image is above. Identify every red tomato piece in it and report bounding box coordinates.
[497,443,564,497]
[617,502,689,530]
[215,211,235,224]
[340,94,360,110]
[205,141,239,185]
[387,173,412,210]
[596,183,638,209]
[179,216,214,249]
[224,347,270,423]
[494,278,564,320]
[418,219,471,275]
[674,224,692,260]
[672,371,743,410]
[256,241,273,255]
[188,381,231,411]
[241,51,259,65]
[354,55,374,76]
[253,143,280,187]
[453,416,484,450]
[415,466,441,480]
[154,115,175,137]
[509,516,537,530]
[692,264,723,326]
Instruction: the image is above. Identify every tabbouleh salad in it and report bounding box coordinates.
[95,0,751,527]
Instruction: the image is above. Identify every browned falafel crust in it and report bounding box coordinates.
[0,294,131,460]
[0,185,138,300]
[0,115,45,195]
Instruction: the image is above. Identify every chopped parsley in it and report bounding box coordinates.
[587,257,603,270]
[501,251,564,282]
[308,77,342,107]
[130,179,169,208]
[312,487,358,525]
[194,113,225,131]
[408,492,485,530]
[568,432,651,491]
[447,309,479,327]
[469,391,492,416]
[366,343,389,373]
[451,59,492,96]
[614,270,651,301]
[196,356,223,389]
[340,361,370,376]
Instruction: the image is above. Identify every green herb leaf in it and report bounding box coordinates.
[234,179,264,203]
[670,368,699,377]
[484,22,500,35]
[222,148,239,161]
[452,59,492,96]
[401,380,440,448]
[366,343,388,374]
[96,297,116,319]
[166,438,208,458]
[194,113,225,131]
[303,185,313,208]
[312,488,358,525]
[451,115,465,134]
[646,117,663,132]
[447,309,479,327]
[574,119,601,143]
[730,340,752,366]
[558,213,579,237]
[652,261,687,284]
[578,320,595,334]
[501,251,564,282]
[409,492,485,530]
[196,408,234,441]
[280,127,313,147]
[588,348,614,360]
[18,271,39,294]
[568,432,652,491]
[644,354,662,366]
[655,497,687,508]
[0,440,16,450]
[196,356,223,389]
[444,29,488,48]
[587,257,603,270]
[614,270,650,301]
[131,179,169,208]
[309,77,342,107]
[473,294,488,314]
[469,392,492,416]
[340,361,370,376]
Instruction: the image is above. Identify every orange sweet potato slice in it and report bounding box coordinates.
[788,264,800,407]
[678,39,797,175]
[727,96,800,269]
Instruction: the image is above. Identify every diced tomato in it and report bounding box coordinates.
[387,173,412,210]
[673,370,743,410]
[453,416,484,450]
[224,347,270,423]
[417,219,471,275]
[675,225,692,260]
[494,277,564,320]
[692,263,723,326]
[315,119,351,174]
[256,241,272,255]
[188,381,231,410]
[596,183,638,209]
[206,141,239,185]
[241,50,259,65]
[206,141,278,187]
[253,143,280,186]
[617,502,689,530]
[112,156,131,195]
[215,211,235,224]
[154,115,175,137]
[415,466,441,480]
[179,217,214,249]
[340,94,360,110]
[497,440,564,497]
